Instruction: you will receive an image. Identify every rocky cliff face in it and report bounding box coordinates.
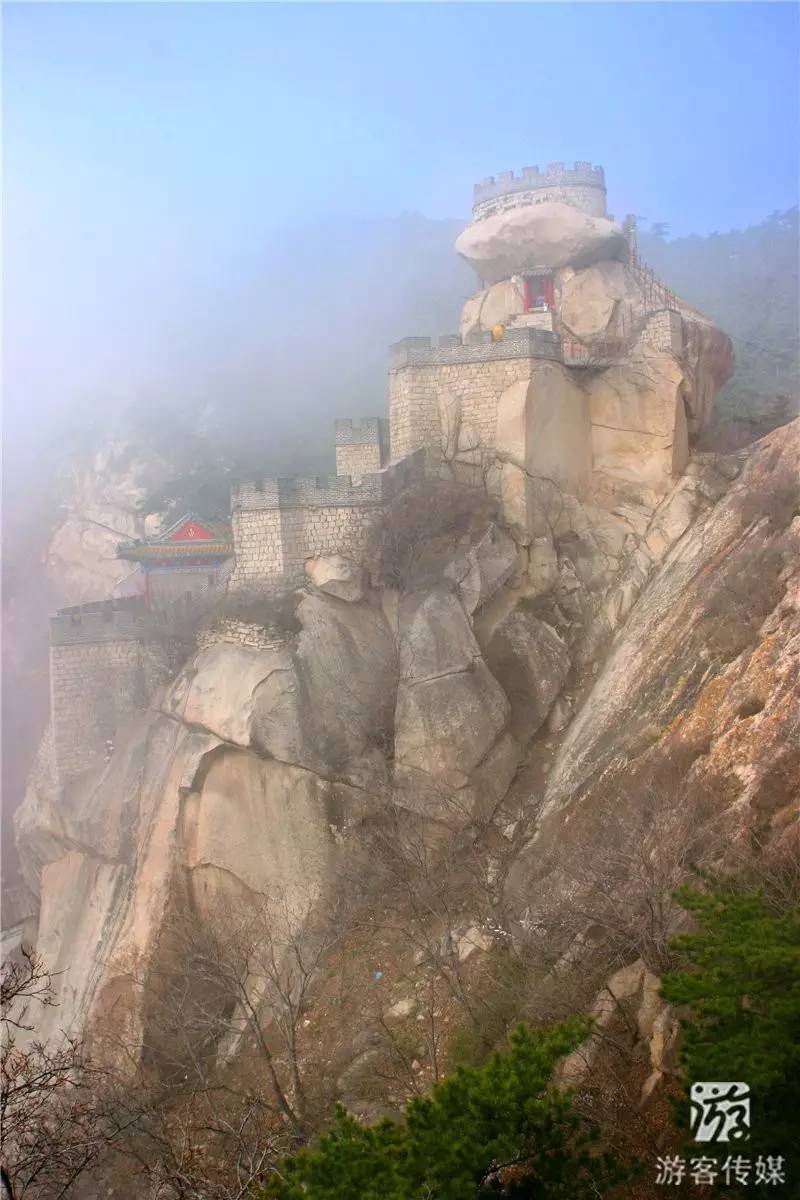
[16,421,799,1090]
[454,199,734,512]
[46,438,172,605]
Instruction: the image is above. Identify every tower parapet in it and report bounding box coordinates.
[228,451,426,590]
[50,597,154,646]
[49,598,174,785]
[334,417,390,477]
[472,161,607,221]
[389,327,562,370]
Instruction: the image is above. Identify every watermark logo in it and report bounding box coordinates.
[654,1082,787,1188]
[655,1155,786,1187]
[690,1081,751,1143]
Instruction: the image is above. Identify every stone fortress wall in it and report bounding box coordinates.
[472,162,607,221]
[390,345,553,462]
[334,417,390,478]
[228,450,426,590]
[50,599,176,783]
[41,157,730,795]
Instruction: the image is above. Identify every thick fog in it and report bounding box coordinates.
[2,1,798,880]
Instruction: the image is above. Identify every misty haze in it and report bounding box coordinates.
[2,3,799,1198]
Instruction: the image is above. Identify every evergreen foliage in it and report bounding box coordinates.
[640,208,799,435]
[262,1020,626,1199]
[663,885,800,1169]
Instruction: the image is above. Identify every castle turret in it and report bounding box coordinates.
[334,417,390,479]
[472,161,607,222]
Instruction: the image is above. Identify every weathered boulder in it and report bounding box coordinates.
[680,316,736,435]
[46,439,172,606]
[559,260,645,341]
[443,524,520,615]
[557,959,679,1105]
[181,749,366,923]
[496,364,593,536]
[538,420,798,820]
[164,591,396,785]
[485,608,570,740]
[527,536,560,595]
[394,588,513,815]
[459,278,527,339]
[455,201,626,285]
[164,641,293,750]
[304,554,365,602]
[20,694,372,1048]
[588,349,689,491]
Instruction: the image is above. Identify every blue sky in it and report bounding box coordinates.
[3,1,799,465]
[6,2,798,236]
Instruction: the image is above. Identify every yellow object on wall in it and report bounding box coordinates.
[491,323,505,342]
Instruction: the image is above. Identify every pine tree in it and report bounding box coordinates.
[663,886,800,1190]
[261,1019,627,1199]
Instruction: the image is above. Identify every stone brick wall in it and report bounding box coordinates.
[389,354,542,461]
[49,599,181,784]
[334,417,390,478]
[639,309,684,355]
[278,505,378,583]
[229,504,379,588]
[335,442,383,478]
[228,452,426,589]
[147,563,231,613]
[50,637,172,783]
[472,162,607,221]
[196,619,288,652]
[228,509,285,587]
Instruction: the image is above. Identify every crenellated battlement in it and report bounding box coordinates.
[389,327,562,370]
[472,161,607,221]
[228,450,426,590]
[232,448,425,513]
[232,473,385,511]
[474,161,605,203]
[334,417,389,447]
[50,597,155,646]
[334,416,390,477]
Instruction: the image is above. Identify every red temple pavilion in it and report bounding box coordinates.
[117,513,234,614]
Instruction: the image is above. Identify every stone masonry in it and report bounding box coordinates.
[228,451,426,590]
[41,157,732,798]
[50,599,175,783]
[472,162,607,221]
[335,417,390,478]
[388,348,556,463]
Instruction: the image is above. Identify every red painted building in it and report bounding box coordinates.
[117,513,233,616]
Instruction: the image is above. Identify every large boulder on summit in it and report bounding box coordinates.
[559,261,645,341]
[455,201,626,285]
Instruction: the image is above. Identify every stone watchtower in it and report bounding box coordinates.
[471,161,608,222]
[334,417,390,480]
[389,158,734,508]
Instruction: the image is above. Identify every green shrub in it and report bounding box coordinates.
[261,1019,628,1199]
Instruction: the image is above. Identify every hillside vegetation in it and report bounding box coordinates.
[640,207,799,442]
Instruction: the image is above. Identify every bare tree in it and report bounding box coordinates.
[1,949,116,1200]
[86,888,352,1199]
[541,765,726,979]
[367,477,494,591]
[129,890,349,1134]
